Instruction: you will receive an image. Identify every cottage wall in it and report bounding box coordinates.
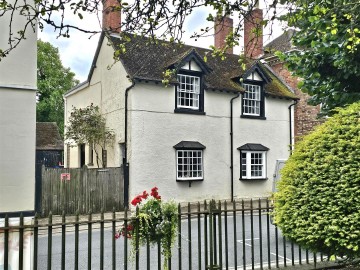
[128,82,292,202]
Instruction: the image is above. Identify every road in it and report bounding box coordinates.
[37,214,322,269]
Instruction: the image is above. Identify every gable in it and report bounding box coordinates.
[245,71,263,81]
[180,60,202,72]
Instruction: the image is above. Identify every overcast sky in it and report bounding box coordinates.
[38,2,288,82]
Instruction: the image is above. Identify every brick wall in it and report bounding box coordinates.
[270,61,323,141]
[102,0,121,33]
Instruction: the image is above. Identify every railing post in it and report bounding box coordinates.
[178,203,182,270]
[4,215,9,270]
[206,199,221,270]
[135,206,140,270]
[33,213,39,270]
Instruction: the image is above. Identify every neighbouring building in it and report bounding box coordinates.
[64,5,298,204]
[0,0,37,215]
[264,30,323,141]
[36,122,64,167]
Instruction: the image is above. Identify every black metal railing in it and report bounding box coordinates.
[0,199,327,269]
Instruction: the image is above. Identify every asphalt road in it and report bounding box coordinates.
[37,214,322,269]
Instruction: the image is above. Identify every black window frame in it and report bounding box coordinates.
[241,80,266,120]
[174,69,205,115]
[238,144,269,181]
[173,141,206,182]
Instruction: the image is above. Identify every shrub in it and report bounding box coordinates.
[274,102,360,259]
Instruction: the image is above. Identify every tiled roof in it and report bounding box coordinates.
[264,29,297,56]
[110,33,297,99]
[36,122,64,151]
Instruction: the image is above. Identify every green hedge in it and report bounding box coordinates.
[274,102,360,258]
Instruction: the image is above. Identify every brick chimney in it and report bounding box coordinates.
[244,4,263,59]
[214,15,234,54]
[102,0,121,33]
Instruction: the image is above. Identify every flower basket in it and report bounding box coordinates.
[116,187,178,269]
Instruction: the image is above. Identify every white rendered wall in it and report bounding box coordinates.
[0,0,36,213]
[128,82,292,202]
[0,0,37,89]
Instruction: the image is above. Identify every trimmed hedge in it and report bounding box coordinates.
[274,102,360,258]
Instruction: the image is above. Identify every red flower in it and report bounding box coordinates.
[141,190,149,199]
[131,195,143,206]
[115,233,120,239]
[150,187,158,197]
[150,187,161,200]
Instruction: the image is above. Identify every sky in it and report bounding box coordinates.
[38,1,289,82]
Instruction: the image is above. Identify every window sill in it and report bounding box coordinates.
[174,109,206,115]
[241,115,266,120]
[176,178,204,182]
[239,178,268,181]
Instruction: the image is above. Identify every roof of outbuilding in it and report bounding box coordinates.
[36,122,64,151]
[109,33,297,99]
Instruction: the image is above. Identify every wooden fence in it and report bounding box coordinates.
[40,166,124,216]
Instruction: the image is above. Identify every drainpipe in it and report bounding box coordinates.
[288,100,298,155]
[230,92,240,202]
[124,80,136,207]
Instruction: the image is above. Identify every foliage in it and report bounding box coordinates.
[116,187,178,269]
[65,104,115,168]
[0,0,279,61]
[274,101,360,259]
[279,0,360,114]
[37,40,79,135]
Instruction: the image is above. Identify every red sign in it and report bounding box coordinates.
[60,173,71,181]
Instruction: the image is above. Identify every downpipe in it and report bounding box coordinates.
[124,80,135,207]
[230,92,240,202]
[288,100,298,155]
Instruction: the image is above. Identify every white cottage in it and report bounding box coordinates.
[64,7,298,204]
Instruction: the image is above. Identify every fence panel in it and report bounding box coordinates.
[41,166,124,215]
[0,199,338,270]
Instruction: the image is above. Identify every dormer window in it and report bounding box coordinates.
[241,69,267,119]
[243,83,262,116]
[177,74,200,110]
[173,53,210,115]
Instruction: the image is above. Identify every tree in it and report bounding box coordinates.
[65,104,115,168]
[279,0,360,114]
[1,0,279,60]
[37,40,79,134]
[274,101,360,260]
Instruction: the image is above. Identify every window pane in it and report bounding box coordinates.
[241,152,247,177]
[177,150,203,180]
[250,152,263,178]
